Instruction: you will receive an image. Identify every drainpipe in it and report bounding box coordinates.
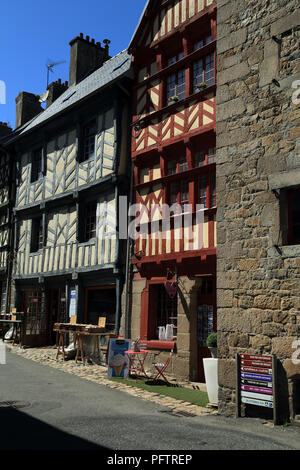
[123,157,134,339]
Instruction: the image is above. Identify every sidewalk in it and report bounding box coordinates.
[6,343,216,417]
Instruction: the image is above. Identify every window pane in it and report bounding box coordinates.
[208,147,216,164]
[199,175,207,208]
[170,182,179,205]
[85,202,97,240]
[179,158,188,172]
[181,180,189,206]
[168,160,177,175]
[205,53,215,87]
[83,121,96,160]
[31,148,43,182]
[210,173,216,207]
[195,40,204,50]
[193,59,204,88]
[195,151,205,167]
[177,70,186,100]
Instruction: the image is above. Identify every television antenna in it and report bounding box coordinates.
[46,59,66,87]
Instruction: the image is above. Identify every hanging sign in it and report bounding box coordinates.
[236,353,278,424]
[164,281,178,299]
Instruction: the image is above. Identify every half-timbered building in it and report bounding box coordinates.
[125,0,217,381]
[0,123,15,314]
[4,35,132,346]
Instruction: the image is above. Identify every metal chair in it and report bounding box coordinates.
[152,349,173,384]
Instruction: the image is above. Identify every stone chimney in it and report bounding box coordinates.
[0,122,12,138]
[15,92,43,129]
[46,79,69,108]
[69,33,110,86]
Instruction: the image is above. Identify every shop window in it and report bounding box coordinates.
[193,53,215,90]
[287,188,300,245]
[86,287,116,331]
[24,291,47,336]
[82,120,97,161]
[31,216,44,252]
[31,147,43,182]
[148,284,177,340]
[167,69,185,104]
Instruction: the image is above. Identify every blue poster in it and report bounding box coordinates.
[107,338,131,379]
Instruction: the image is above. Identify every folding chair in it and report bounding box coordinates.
[152,350,173,384]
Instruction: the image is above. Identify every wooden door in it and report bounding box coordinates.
[22,291,48,347]
[197,279,216,382]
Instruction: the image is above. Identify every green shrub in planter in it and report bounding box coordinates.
[206,332,217,348]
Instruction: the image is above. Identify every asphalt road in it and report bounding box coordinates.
[0,349,300,451]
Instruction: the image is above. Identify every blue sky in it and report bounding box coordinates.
[0,0,146,129]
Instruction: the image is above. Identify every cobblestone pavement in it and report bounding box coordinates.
[6,343,217,417]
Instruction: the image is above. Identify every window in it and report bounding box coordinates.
[194,147,216,167]
[170,180,189,212]
[168,51,184,66]
[148,284,178,340]
[167,69,185,104]
[85,201,97,241]
[82,120,97,161]
[31,216,44,252]
[194,35,213,51]
[31,148,43,182]
[288,188,300,245]
[193,52,215,90]
[198,173,216,209]
[167,157,188,175]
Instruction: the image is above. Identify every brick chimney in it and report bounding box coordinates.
[15,92,43,129]
[69,33,110,86]
[46,79,69,108]
[0,122,12,138]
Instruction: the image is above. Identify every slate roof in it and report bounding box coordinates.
[6,49,132,141]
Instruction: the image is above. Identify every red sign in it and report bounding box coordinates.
[240,354,272,362]
[241,360,272,368]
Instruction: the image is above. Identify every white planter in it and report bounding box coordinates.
[203,358,218,405]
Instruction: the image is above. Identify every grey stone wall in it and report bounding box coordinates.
[216,0,300,421]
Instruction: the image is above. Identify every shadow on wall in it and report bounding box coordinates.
[0,407,108,451]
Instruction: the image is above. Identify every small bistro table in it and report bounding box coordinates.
[125,350,149,379]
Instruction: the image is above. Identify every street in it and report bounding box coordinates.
[0,350,300,451]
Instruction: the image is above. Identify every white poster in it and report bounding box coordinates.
[69,289,76,318]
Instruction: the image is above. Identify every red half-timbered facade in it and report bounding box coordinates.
[128,0,217,382]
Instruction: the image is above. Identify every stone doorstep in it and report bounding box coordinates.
[6,344,214,415]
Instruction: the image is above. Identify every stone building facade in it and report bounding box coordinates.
[216,0,300,423]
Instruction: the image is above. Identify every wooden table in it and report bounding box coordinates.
[53,323,108,364]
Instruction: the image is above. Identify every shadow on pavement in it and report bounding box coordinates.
[0,407,108,450]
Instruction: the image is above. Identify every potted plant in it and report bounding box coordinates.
[196,82,207,91]
[206,332,217,358]
[203,332,218,406]
[168,95,179,103]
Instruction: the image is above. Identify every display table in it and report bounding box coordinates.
[53,323,106,364]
